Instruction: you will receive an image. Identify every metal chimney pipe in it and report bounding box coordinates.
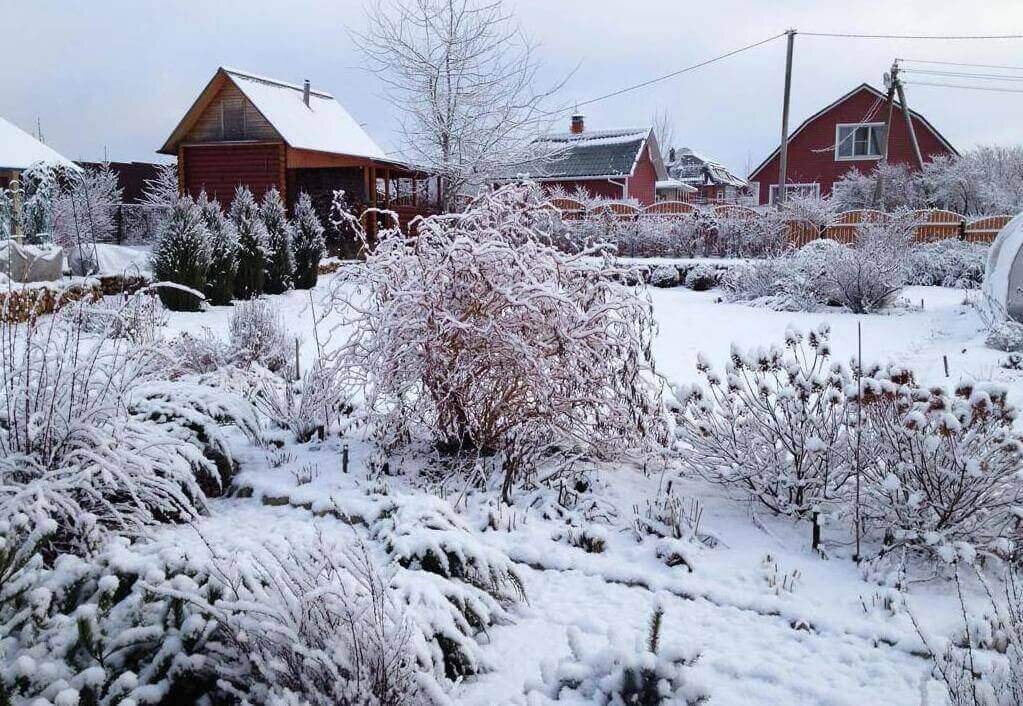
[303,79,311,107]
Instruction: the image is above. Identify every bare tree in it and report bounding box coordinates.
[651,109,676,160]
[355,0,567,209]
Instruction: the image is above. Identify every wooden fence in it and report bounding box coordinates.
[548,199,1013,247]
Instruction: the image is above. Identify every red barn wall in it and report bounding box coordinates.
[541,179,625,201]
[751,87,954,205]
[627,144,658,206]
[181,143,284,206]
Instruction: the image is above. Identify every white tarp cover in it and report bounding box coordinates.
[0,239,64,282]
[982,212,1023,322]
[66,243,151,277]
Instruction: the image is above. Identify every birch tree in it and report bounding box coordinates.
[355,0,566,209]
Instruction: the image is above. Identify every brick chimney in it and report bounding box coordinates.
[303,79,311,107]
[570,112,585,134]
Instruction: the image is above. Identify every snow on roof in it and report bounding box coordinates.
[537,127,651,147]
[221,68,392,162]
[0,116,80,172]
[655,179,696,192]
[667,147,747,188]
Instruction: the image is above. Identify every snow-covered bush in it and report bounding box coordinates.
[16,162,69,243]
[229,299,294,377]
[332,184,667,499]
[169,327,229,374]
[831,162,926,212]
[906,239,987,289]
[197,191,238,306]
[52,163,122,250]
[672,325,850,549]
[254,360,346,442]
[71,291,168,344]
[824,215,915,313]
[682,263,719,291]
[714,209,789,259]
[372,493,524,680]
[141,162,180,210]
[648,264,681,288]
[0,533,427,706]
[916,567,1023,706]
[0,312,211,556]
[205,538,423,706]
[987,321,1023,352]
[292,191,326,289]
[854,375,1023,563]
[261,186,295,295]
[529,606,707,705]
[920,146,1023,216]
[230,186,269,300]
[150,195,210,311]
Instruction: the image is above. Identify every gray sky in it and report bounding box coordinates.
[4,0,1023,176]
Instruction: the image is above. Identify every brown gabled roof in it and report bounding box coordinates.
[747,83,958,181]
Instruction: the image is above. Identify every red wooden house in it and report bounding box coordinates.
[158,67,435,230]
[512,114,687,206]
[748,83,957,205]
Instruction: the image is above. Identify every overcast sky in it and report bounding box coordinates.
[4,0,1023,175]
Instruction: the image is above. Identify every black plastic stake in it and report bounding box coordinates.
[342,445,349,474]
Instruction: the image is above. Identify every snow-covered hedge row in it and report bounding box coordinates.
[722,216,917,313]
[0,529,427,706]
[905,239,987,289]
[673,325,1023,562]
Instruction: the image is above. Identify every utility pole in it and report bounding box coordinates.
[776,29,796,207]
[871,61,899,208]
[895,73,925,171]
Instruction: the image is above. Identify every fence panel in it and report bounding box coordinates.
[964,215,1013,244]
[549,197,586,221]
[643,201,695,217]
[785,219,820,248]
[910,208,964,243]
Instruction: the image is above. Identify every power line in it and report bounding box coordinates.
[802,31,1023,40]
[902,68,1023,81]
[576,32,786,108]
[900,58,1023,71]
[904,80,1023,94]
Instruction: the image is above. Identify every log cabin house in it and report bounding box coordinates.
[158,67,437,232]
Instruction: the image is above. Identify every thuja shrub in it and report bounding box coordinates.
[150,196,210,312]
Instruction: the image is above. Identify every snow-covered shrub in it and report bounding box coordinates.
[920,146,1023,216]
[261,186,295,295]
[371,493,524,680]
[150,195,210,312]
[197,190,238,306]
[205,538,423,706]
[71,291,168,344]
[0,313,210,556]
[649,264,681,288]
[0,537,223,705]
[555,525,608,554]
[230,186,269,300]
[916,567,1023,706]
[254,361,346,442]
[906,239,987,289]
[1002,352,1023,370]
[229,299,294,377]
[16,162,68,243]
[824,215,915,313]
[831,162,925,212]
[986,321,1023,352]
[672,325,850,550]
[52,163,122,250]
[331,184,667,499]
[530,606,706,705]
[715,209,789,258]
[141,162,180,210]
[169,327,229,374]
[292,191,326,289]
[682,263,719,291]
[854,375,1023,563]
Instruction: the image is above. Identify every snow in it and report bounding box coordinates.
[75,243,152,276]
[0,116,80,172]
[19,265,1017,705]
[224,68,394,163]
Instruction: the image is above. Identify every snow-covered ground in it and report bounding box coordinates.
[155,274,1015,706]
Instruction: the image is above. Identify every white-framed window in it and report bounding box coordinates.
[835,122,884,160]
[768,182,820,204]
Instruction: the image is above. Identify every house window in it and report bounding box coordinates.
[835,123,884,160]
[768,182,820,204]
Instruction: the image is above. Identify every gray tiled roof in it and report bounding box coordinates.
[517,128,650,179]
[667,148,747,188]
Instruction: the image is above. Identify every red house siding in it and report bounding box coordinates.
[539,144,660,205]
[751,86,955,205]
[182,142,285,206]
